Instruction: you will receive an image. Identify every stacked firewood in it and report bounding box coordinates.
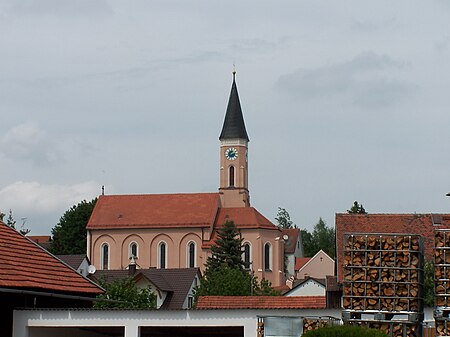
[436,321,450,336]
[343,234,423,312]
[349,321,420,337]
[435,230,450,308]
[302,318,328,332]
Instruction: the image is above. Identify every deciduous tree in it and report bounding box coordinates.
[50,198,97,254]
[94,278,156,309]
[275,207,295,229]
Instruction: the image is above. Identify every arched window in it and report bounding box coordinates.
[188,241,196,268]
[242,243,251,269]
[264,243,272,271]
[158,242,167,269]
[129,242,138,259]
[101,243,109,270]
[229,166,235,187]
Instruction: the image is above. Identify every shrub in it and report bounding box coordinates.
[302,325,389,337]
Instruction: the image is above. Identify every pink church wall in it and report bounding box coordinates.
[88,227,284,287]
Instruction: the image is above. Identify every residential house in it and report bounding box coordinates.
[86,74,285,287]
[0,222,103,337]
[282,228,303,277]
[295,249,335,279]
[90,267,201,309]
[56,254,91,277]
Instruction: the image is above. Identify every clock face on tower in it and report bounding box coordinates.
[225,147,238,160]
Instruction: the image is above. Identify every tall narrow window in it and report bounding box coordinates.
[264,243,272,271]
[242,243,251,269]
[129,242,138,259]
[229,166,235,187]
[101,243,109,270]
[159,242,166,269]
[188,242,196,268]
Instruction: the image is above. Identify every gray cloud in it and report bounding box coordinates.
[0,122,62,165]
[8,0,113,18]
[276,51,416,108]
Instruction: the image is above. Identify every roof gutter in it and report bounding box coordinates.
[0,287,126,304]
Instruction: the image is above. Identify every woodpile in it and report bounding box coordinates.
[349,321,420,337]
[436,320,450,336]
[343,234,423,313]
[302,318,328,332]
[435,230,450,308]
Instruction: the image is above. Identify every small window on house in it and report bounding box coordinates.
[159,242,167,269]
[188,242,196,268]
[229,166,235,187]
[101,243,109,270]
[242,243,251,269]
[264,243,272,271]
[188,296,194,309]
[130,242,138,259]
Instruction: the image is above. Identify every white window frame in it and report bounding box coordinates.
[157,241,168,269]
[129,241,138,259]
[101,243,110,270]
[187,241,196,268]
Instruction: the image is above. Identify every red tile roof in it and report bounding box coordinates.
[196,296,326,309]
[0,222,102,295]
[295,257,311,271]
[201,207,279,248]
[87,193,220,229]
[282,228,300,254]
[335,213,450,282]
[214,207,278,230]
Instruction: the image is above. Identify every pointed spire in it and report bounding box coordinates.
[219,70,249,141]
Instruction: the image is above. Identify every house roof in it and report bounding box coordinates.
[56,254,88,270]
[0,222,102,295]
[91,268,200,310]
[295,257,311,271]
[28,235,52,250]
[282,278,326,296]
[202,207,279,248]
[282,228,299,254]
[219,74,249,141]
[87,193,220,229]
[196,296,326,309]
[335,213,450,281]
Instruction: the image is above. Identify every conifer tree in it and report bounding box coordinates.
[205,220,245,271]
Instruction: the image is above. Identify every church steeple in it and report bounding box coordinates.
[219,71,249,142]
[219,71,250,208]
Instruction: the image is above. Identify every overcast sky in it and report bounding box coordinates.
[1,0,450,235]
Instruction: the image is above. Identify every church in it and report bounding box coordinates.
[86,72,285,287]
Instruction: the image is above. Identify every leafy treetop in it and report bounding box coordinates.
[275,207,295,229]
[94,277,156,309]
[50,198,97,255]
[301,218,335,258]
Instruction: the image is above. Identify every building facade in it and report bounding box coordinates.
[86,73,285,287]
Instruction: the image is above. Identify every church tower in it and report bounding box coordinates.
[219,71,250,207]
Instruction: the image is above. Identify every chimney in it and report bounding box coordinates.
[128,256,137,276]
[286,276,295,289]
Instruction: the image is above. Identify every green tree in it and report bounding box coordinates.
[205,220,245,271]
[347,201,367,214]
[196,220,278,297]
[303,325,388,337]
[301,229,315,257]
[94,277,156,309]
[275,207,295,229]
[302,218,335,258]
[50,198,97,254]
[424,259,434,307]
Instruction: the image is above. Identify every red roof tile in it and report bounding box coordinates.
[335,213,450,282]
[201,207,280,248]
[282,228,300,254]
[87,193,220,229]
[295,257,311,271]
[0,222,102,295]
[196,296,326,309]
